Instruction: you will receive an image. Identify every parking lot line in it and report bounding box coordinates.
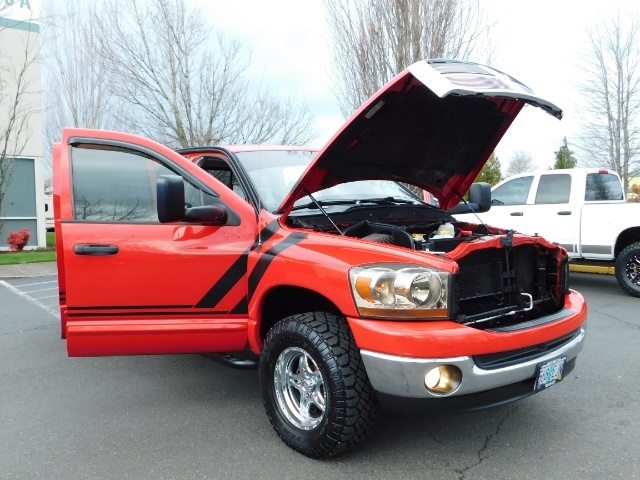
[21,287,59,293]
[10,280,58,287]
[0,280,60,319]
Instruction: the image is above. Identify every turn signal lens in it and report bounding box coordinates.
[354,268,396,305]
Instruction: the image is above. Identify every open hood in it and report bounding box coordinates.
[277,59,562,214]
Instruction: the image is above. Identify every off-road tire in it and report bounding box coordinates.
[615,242,640,297]
[259,312,378,458]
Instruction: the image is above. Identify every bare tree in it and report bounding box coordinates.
[505,151,535,177]
[87,0,315,148]
[325,0,494,116]
[41,1,121,174]
[578,14,640,191]
[0,7,40,238]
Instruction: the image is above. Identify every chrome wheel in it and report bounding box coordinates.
[260,313,378,457]
[274,346,326,430]
[626,253,640,285]
[615,242,640,297]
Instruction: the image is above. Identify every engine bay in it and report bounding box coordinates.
[341,219,478,253]
[287,205,568,329]
[287,205,497,254]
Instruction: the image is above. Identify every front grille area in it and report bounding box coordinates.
[457,260,503,299]
[473,328,581,370]
[455,244,564,329]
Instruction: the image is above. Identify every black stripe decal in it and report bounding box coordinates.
[229,296,248,314]
[68,305,193,310]
[195,251,249,308]
[257,219,281,245]
[194,220,280,309]
[248,232,308,301]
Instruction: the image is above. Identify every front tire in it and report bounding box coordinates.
[259,312,378,458]
[616,242,640,297]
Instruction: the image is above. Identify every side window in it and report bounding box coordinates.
[535,174,571,204]
[71,145,214,222]
[491,176,533,206]
[205,167,247,201]
[585,173,624,201]
[183,177,218,209]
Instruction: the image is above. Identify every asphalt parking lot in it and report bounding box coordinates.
[1,272,639,480]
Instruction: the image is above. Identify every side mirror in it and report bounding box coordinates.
[184,205,227,225]
[157,175,228,225]
[157,175,185,223]
[448,182,492,214]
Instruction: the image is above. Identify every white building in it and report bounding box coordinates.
[0,0,44,250]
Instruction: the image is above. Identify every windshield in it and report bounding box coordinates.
[235,150,420,212]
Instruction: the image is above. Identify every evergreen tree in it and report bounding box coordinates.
[475,153,503,186]
[553,137,578,169]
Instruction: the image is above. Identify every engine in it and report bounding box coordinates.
[342,219,476,253]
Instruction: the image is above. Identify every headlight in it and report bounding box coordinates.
[350,264,451,319]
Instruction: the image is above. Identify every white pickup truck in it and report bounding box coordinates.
[454,168,640,297]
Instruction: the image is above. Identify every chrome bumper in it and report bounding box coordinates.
[360,326,586,399]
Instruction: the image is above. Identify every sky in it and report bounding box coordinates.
[192,0,640,172]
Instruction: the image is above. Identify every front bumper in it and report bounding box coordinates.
[360,325,586,411]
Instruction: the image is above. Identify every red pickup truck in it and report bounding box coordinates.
[53,59,587,458]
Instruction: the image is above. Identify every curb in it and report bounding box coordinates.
[569,264,615,275]
[0,261,58,279]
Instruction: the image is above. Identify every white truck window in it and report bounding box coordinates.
[535,174,571,204]
[585,173,624,201]
[491,176,533,205]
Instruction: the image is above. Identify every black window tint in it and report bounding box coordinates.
[491,176,533,206]
[72,146,215,222]
[204,168,246,200]
[184,178,218,209]
[535,174,571,204]
[71,146,214,223]
[72,147,169,222]
[71,145,214,223]
[585,173,624,201]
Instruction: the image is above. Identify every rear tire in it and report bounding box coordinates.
[259,312,378,458]
[615,242,640,297]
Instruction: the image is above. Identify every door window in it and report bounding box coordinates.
[585,173,624,201]
[71,145,215,222]
[203,167,247,201]
[535,174,571,204]
[491,176,533,205]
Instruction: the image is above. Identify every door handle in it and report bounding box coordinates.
[510,212,524,216]
[73,244,119,255]
[557,211,572,215]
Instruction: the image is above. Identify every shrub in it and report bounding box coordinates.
[6,228,31,252]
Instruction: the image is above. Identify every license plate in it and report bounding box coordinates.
[534,357,566,392]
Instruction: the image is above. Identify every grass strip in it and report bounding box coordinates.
[0,250,56,265]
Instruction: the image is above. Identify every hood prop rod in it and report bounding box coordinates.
[304,189,344,236]
[454,188,489,235]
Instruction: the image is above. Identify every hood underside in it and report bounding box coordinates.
[278,59,562,214]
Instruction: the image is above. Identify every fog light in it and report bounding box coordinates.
[424,365,462,394]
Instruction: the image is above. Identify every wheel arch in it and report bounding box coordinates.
[256,286,342,343]
[614,227,640,257]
